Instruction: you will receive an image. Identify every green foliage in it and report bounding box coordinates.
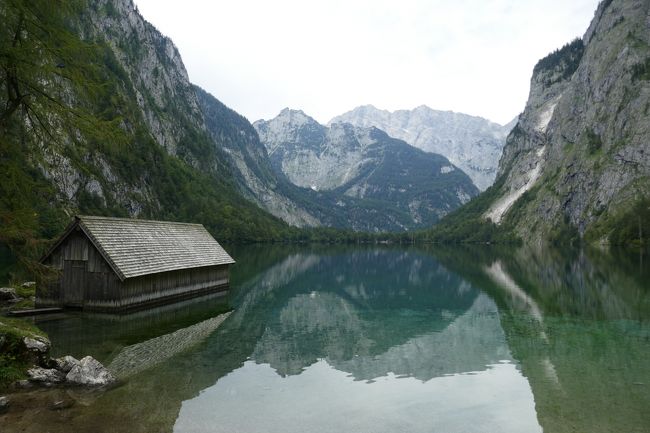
[0,317,46,389]
[548,215,581,246]
[600,0,614,12]
[584,128,603,154]
[0,0,99,134]
[0,0,326,275]
[0,351,27,389]
[584,190,650,246]
[631,57,650,82]
[103,2,117,18]
[0,316,45,339]
[603,198,650,245]
[416,174,520,244]
[533,38,584,84]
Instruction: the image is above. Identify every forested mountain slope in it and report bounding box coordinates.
[0,0,299,266]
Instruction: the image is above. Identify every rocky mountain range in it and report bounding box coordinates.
[331,105,516,191]
[433,0,650,244]
[254,109,479,230]
[3,0,645,248]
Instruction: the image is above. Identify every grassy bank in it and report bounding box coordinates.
[0,316,47,390]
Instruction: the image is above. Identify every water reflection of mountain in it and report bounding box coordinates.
[430,244,650,433]
[430,245,650,321]
[9,244,649,433]
[230,248,511,380]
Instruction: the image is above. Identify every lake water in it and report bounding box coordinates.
[1,244,649,433]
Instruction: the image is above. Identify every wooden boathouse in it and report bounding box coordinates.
[37,216,235,312]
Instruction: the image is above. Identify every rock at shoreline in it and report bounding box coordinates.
[27,367,66,384]
[0,287,18,302]
[54,355,80,373]
[23,336,52,366]
[21,282,36,288]
[66,356,116,386]
[23,337,50,353]
[0,396,9,414]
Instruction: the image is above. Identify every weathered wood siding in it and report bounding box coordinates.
[118,265,229,311]
[37,228,122,308]
[37,227,231,312]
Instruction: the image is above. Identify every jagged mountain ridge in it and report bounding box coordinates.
[194,86,320,228]
[197,89,473,231]
[330,105,516,191]
[432,0,650,244]
[254,109,479,230]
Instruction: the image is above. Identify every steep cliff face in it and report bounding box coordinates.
[254,110,479,230]
[448,0,650,244]
[331,105,514,191]
[0,0,296,244]
[84,0,206,157]
[195,87,321,228]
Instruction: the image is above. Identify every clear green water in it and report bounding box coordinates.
[2,244,649,433]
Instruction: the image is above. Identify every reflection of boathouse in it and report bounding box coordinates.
[37,216,235,312]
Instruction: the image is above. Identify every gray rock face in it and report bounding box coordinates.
[257,110,380,190]
[0,287,18,302]
[254,109,479,230]
[195,87,321,228]
[66,356,116,386]
[27,367,66,384]
[23,337,51,353]
[480,0,650,242]
[86,0,205,157]
[331,105,515,190]
[19,0,227,220]
[54,355,80,373]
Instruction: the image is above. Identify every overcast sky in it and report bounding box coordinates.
[133,0,600,125]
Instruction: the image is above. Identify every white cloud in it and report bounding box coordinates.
[134,0,600,125]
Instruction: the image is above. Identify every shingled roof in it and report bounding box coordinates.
[44,216,235,281]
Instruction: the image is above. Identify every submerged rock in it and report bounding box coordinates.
[66,356,116,386]
[0,396,10,414]
[49,397,75,411]
[15,380,33,389]
[27,367,66,384]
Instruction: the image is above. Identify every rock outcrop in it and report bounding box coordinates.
[25,354,115,388]
[0,288,19,304]
[440,0,650,244]
[254,109,479,230]
[331,105,515,190]
[66,356,116,386]
[27,367,66,384]
[195,86,321,228]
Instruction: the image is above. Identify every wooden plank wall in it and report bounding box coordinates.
[37,229,123,308]
[118,265,229,310]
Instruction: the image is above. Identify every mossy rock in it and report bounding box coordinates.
[0,317,49,390]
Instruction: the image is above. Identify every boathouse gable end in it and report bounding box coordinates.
[37,216,235,312]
